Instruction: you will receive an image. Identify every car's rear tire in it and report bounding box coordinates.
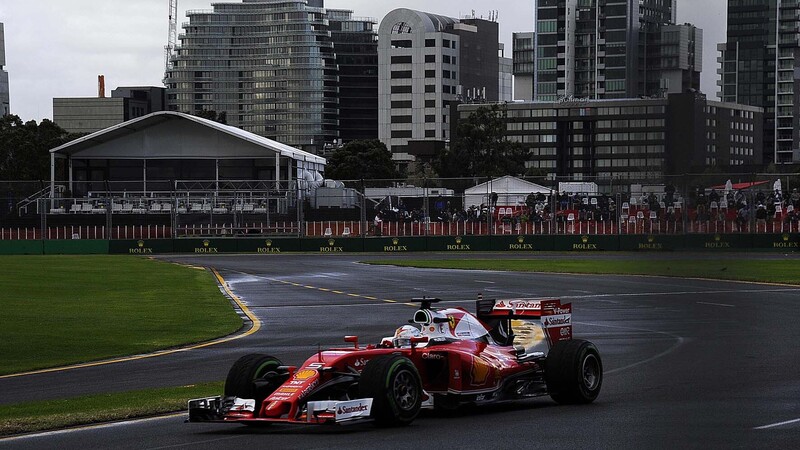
[545,339,602,404]
[359,354,422,427]
[224,354,285,406]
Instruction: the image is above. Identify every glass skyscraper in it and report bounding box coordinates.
[718,0,800,164]
[164,0,339,153]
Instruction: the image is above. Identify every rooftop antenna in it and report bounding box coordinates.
[164,0,178,79]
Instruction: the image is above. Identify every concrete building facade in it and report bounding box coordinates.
[0,23,9,116]
[53,87,166,135]
[717,0,800,164]
[533,0,700,101]
[378,9,500,166]
[457,93,762,181]
[164,0,337,154]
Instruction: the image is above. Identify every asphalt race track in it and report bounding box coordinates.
[1,253,799,449]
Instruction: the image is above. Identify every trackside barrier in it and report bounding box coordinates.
[0,235,797,255]
[0,240,44,255]
[43,240,109,255]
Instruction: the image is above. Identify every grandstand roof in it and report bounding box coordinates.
[50,111,326,167]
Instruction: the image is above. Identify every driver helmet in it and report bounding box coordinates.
[393,325,421,348]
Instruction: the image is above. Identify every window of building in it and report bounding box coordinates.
[425,84,436,93]
[391,56,413,64]
[425,39,436,47]
[391,115,413,124]
[391,85,413,94]
[392,70,413,79]
[425,70,436,78]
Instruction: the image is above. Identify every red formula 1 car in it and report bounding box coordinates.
[188,297,602,427]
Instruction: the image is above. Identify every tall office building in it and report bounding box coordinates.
[1,23,10,116]
[718,0,800,164]
[533,0,700,101]
[378,9,500,165]
[165,0,338,154]
[328,9,379,144]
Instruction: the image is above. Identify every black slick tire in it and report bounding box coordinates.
[359,354,422,427]
[224,354,284,406]
[545,339,603,404]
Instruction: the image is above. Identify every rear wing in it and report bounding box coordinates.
[476,297,572,347]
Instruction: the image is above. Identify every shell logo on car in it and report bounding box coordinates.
[294,369,317,380]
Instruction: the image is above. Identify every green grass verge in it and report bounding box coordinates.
[0,382,222,436]
[365,259,800,285]
[0,256,241,376]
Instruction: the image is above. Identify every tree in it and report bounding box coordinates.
[324,140,400,181]
[434,104,529,178]
[0,115,75,180]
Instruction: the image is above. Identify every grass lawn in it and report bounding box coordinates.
[0,256,241,376]
[0,382,223,436]
[365,259,800,285]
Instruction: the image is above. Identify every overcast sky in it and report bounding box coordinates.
[1,0,726,122]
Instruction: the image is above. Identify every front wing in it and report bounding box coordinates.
[188,396,374,425]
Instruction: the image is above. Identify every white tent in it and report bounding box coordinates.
[464,176,552,209]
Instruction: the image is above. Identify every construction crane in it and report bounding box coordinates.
[164,0,178,75]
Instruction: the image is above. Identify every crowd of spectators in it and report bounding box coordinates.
[371,183,800,230]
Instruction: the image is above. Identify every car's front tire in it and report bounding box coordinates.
[359,354,422,427]
[224,354,285,409]
[545,339,603,404]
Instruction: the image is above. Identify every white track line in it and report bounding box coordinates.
[0,414,182,442]
[696,301,735,308]
[754,417,800,430]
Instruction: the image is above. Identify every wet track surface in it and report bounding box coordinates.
[1,253,799,449]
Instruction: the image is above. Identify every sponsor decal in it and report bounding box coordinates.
[194,239,219,253]
[773,234,798,248]
[422,353,444,360]
[704,234,731,248]
[543,314,571,327]
[456,331,472,337]
[294,369,317,380]
[383,237,408,252]
[334,399,373,422]
[493,299,542,312]
[320,238,344,253]
[638,235,664,250]
[257,239,282,253]
[453,369,460,380]
[128,240,154,254]
[509,235,535,250]
[277,387,298,394]
[572,235,598,250]
[447,236,471,251]
[298,380,319,398]
[352,357,369,368]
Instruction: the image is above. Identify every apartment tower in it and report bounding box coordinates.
[533,0,701,101]
[164,0,338,153]
[718,0,800,164]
